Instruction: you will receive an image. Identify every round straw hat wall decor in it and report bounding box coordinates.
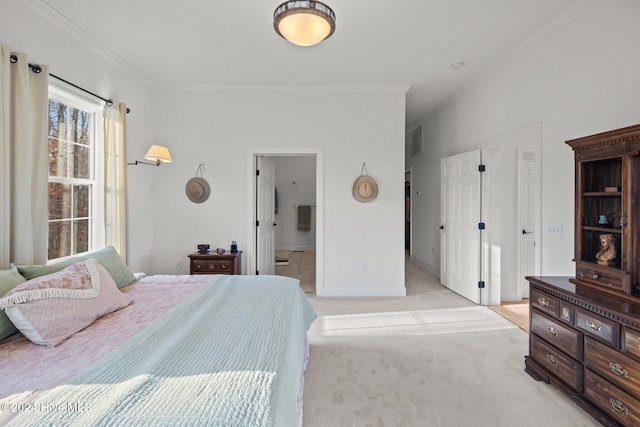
[185,164,210,203]
[352,162,378,203]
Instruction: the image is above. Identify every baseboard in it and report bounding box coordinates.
[275,246,316,252]
[317,287,406,297]
[501,290,521,301]
[410,255,440,279]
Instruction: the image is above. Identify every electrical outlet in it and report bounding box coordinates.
[546,224,563,238]
[175,261,183,270]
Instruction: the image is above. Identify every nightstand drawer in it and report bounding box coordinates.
[192,259,232,274]
[531,310,582,360]
[575,307,620,347]
[585,370,640,426]
[585,337,640,397]
[531,335,582,392]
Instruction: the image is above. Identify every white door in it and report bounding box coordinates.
[441,150,481,304]
[518,149,537,298]
[256,156,276,275]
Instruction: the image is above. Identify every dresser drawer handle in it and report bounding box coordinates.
[537,297,549,307]
[586,319,602,332]
[593,273,600,280]
[610,398,629,415]
[221,265,227,269]
[546,354,558,366]
[609,363,629,378]
[546,326,558,337]
[561,307,570,320]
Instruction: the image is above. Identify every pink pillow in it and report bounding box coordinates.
[0,259,132,347]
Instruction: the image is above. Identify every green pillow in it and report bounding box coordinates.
[16,246,136,289]
[0,264,26,340]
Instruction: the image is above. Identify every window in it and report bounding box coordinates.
[47,84,104,262]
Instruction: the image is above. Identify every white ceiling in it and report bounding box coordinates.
[34,0,583,130]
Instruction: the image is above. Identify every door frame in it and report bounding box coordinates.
[246,147,324,293]
[405,168,412,255]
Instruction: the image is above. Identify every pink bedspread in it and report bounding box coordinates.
[0,274,211,424]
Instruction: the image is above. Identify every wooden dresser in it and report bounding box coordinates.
[525,276,640,426]
[188,251,242,275]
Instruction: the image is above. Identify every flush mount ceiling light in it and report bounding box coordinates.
[274,1,336,47]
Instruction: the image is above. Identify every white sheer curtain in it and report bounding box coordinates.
[0,44,49,268]
[103,103,128,261]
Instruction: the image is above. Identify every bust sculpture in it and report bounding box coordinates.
[595,233,616,266]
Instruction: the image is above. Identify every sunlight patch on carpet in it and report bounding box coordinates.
[316,306,518,336]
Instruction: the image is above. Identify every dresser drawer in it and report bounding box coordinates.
[531,309,582,360]
[575,307,620,347]
[575,261,631,294]
[531,288,560,318]
[624,327,640,362]
[531,335,582,392]
[585,370,640,426]
[558,300,575,325]
[192,259,233,274]
[585,337,640,397]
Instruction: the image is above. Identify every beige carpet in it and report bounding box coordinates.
[276,250,315,293]
[302,258,599,426]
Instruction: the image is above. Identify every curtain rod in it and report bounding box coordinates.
[9,54,130,114]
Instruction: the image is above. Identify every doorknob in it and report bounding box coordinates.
[522,229,532,235]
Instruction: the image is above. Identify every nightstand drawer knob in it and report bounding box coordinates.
[593,273,600,280]
[537,297,549,307]
[609,363,629,377]
[546,354,558,366]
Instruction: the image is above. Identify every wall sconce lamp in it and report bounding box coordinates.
[128,145,173,166]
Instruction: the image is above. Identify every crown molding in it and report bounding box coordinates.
[155,84,411,94]
[20,0,154,88]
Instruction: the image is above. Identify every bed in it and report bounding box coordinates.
[0,254,316,426]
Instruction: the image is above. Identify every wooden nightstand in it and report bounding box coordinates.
[188,251,242,275]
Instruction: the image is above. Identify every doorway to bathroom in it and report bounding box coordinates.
[251,150,321,294]
[272,155,317,293]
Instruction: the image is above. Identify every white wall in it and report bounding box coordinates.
[0,2,406,297]
[0,0,158,272]
[273,156,317,251]
[150,87,407,296]
[408,0,640,281]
